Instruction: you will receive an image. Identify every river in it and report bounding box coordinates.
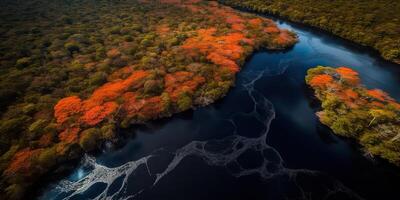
[39,14,400,200]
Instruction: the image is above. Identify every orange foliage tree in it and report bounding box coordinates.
[336,67,360,85]
[367,89,391,102]
[309,74,334,88]
[4,148,42,176]
[54,96,82,125]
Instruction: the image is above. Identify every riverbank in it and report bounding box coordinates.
[306,66,400,166]
[42,14,400,199]
[217,0,400,65]
[0,1,297,199]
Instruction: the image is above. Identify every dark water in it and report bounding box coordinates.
[40,17,400,200]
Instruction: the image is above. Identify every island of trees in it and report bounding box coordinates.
[306,66,400,166]
[0,0,297,199]
[218,0,400,64]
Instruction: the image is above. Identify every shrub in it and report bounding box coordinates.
[37,147,57,168]
[79,128,100,152]
[89,72,107,87]
[28,119,48,139]
[143,80,164,96]
[64,42,80,54]
[177,92,192,111]
[15,57,31,69]
[100,124,116,140]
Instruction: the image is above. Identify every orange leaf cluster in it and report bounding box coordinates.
[139,96,163,118]
[182,28,250,72]
[81,102,119,126]
[249,18,262,27]
[54,70,150,143]
[337,88,361,108]
[309,74,334,88]
[264,26,280,34]
[121,93,165,119]
[225,14,245,24]
[165,71,205,101]
[274,30,293,45]
[122,92,146,116]
[367,89,390,101]
[5,148,42,176]
[108,66,135,81]
[370,101,385,108]
[54,96,82,124]
[58,127,80,143]
[344,88,359,99]
[38,133,53,147]
[80,70,149,124]
[232,24,246,31]
[336,67,360,85]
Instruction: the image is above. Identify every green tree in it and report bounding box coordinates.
[177,92,192,111]
[79,128,100,152]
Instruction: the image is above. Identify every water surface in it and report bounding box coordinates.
[40,15,400,200]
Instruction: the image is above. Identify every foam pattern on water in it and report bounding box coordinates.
[42,62,363,200]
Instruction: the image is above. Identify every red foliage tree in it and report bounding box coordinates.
[249,18,262,27]
[58,127,80,143]
[367,89,390,101]
[181,28,250,73]
[336,67,360,85]
[309,74,334,88]
[81,102,118,126]
[38,133,53,147]
[4,148,42,176]
[80,70,149,125]
[264,26,280,34]
[54,96,82,125]
[165,71,205,101]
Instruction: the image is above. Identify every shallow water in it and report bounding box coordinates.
[40,15,400,200]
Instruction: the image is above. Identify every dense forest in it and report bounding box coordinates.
[0,0,297,199]
[218,0,400,64]
[306,66,400,166]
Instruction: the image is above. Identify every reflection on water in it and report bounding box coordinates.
[40,16,400,200]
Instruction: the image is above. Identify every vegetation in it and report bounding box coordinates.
[0,0,297,198]
[306,66,400,166]
[218,0,400,64]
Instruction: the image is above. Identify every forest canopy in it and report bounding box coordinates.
[218,0,400,64]
[0,0,297,199]
[306,66,400,166]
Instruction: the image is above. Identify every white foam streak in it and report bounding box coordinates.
[43,62,363,200]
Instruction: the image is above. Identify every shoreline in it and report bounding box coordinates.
[218,1,400,66]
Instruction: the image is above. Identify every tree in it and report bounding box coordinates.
[143,79,164,96]
[37,147,57,168]
[64,42,80,55]
[79,128,100,152]
[177,92,192,111]
[336,67,360,85]
[89,72,107,87]
[368,109,396,126]
[100,124,116,140]
[28,119,48,139]
[5,184,24,200]
[15,57,31,69]
[308,74,333,88]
